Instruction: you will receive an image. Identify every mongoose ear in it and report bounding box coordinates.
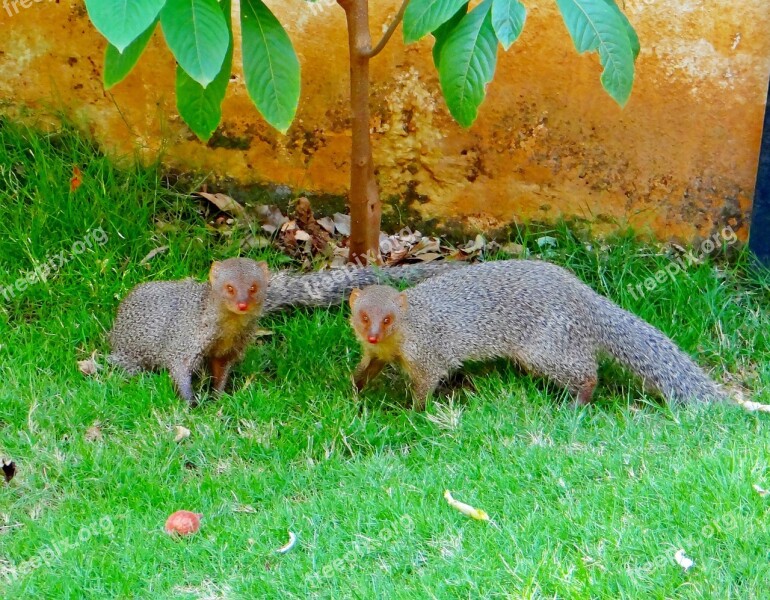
[259,262,270,281]
[208,261,221,284]
[349,288,361,308]
[398,292,408,310]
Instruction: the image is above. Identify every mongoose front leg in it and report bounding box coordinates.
[353,356,387,392]
[210,354,235,394]
[410,370,442,412]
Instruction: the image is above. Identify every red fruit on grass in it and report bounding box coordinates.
[164,510,203,536]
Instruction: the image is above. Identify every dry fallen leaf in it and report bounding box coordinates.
[253,204,288,230]
[501,242,525,256]
[241,235,271,250]
[139,246,169,266]
[333,213,351,237]
[293,197,332,254]
[294,230,311,242]
[412,237,441,255]
[85,423,103,442]
[77,351,101,377]
[753,484,769,497]
[316,216,336,235]
[195,192,246,218]
[461,234,486,254]
[174,426,191,443]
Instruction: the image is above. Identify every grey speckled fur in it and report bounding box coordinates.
[109,258,464,403]
[261,261,466,313]
[350,259,726,409]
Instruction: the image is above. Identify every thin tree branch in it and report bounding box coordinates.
[363,0,411,59]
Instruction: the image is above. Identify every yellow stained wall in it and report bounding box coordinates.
[1,0,769,240]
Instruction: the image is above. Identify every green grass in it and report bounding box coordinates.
[1,119,770,599]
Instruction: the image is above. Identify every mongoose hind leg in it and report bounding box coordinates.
[570,376,598,408]
[511,347,598,407]
[353,356,387,392]
[170,366,196,406]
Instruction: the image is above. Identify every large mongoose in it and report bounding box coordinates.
[109,257,463,404]
[348,259,752,411]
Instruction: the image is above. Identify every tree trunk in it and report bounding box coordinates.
[339,0,382,264]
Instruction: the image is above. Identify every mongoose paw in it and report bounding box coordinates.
[411,397,428,412]
[568,398,590,411]
[352,374,365,394]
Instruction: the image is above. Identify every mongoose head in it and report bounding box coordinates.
[208,258,269,315]
[349,285,407,345]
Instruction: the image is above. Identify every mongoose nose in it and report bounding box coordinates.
[367,335,379,344]
[237,302,249,312]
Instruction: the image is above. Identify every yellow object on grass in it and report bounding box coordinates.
[443,490,489,521]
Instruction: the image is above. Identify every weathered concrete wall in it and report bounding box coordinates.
[1,0,769,240]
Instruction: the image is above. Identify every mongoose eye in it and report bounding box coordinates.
[225,285,235,295]
[383,316,392,326]
[361,313,369,324]
[249,284,258,294]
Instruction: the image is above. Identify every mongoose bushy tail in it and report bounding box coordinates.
[108,257,463,403]
[588,294,723,402]
[261,261,465,313]
[348,259,765,411]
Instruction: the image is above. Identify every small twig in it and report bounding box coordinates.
[363,0,411,59]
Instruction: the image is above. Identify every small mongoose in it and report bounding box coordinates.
[349,259,734,411]
[108,257,462,403]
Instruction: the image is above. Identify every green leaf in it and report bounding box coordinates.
[556,0,636,106]
[160,0,229,88]
[431,3,467,69]
[103,20,157,89]
[240,0,300,133]
[599,0,640,59]
[85,0,166,53]
[403,0,469,44]
[176,0,232,141]
[438,0,498,127]
[491,0,526,50]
